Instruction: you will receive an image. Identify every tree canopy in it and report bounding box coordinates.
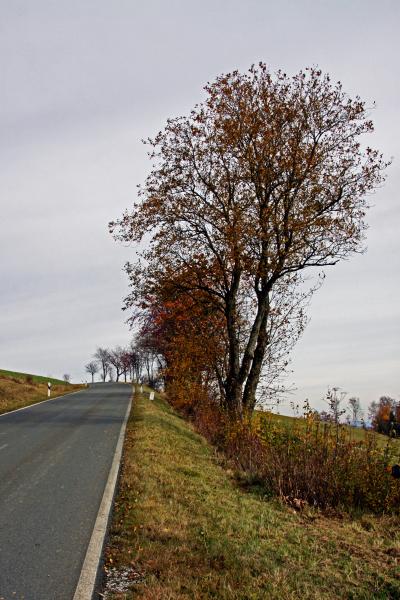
[111,64,388,416]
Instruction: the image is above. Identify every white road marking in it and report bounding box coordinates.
[0,444,9,451]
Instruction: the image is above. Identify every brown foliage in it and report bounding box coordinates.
[137,278,226,411]
[111,63,388,416]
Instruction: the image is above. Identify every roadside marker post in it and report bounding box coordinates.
[47,382,52,398]
[149,391,155,401]
[140,385,143,393]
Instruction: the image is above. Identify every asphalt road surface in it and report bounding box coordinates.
[0,383,132,600]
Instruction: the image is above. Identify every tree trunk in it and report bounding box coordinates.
[224,294,242,414]
[242,308,269,413]
[225,287,270,416]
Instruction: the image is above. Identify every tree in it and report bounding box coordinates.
[120,350,132,382]
[94,347,110,382]
[326,387,347,425]
[111,64,388,417]
[85,361,99,383]
[63,373,71,384]
[368,400,378,425]
[107,365,114,382]
[348,396,361,426]
[136,281,227,408]
[370,395,398,435]
[128,345,143,383]
[108,346,125,382]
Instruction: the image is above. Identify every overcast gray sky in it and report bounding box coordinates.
[0,0,398,414]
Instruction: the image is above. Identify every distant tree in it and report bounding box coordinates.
[136,334,160,387]
[326,387,347,425]
[368,400,378,424]
[108,346,125,382]
[94,347,110,382]
[370,396,398,435]
[63,374,71,384]
[120,350,132,382]
[129,344,143,383]
[111,63,388,417]
[107,365,114,382]
[348,396,361,426]
[85,361,99,383]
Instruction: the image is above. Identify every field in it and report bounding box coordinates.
[0,369,85,415]
[104,391,400,599]
[257,410,400,455]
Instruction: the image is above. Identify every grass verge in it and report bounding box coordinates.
[104,392,400,599]
[0,372,85,415]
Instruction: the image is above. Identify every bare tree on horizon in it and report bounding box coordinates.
[85,361,99,383]
[93,347,110,382]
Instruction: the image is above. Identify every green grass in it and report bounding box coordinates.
[104,391,400,599]
[0,368,67,385]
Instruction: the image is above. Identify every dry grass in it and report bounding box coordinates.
[0,373,84,415]
[104,392,400,599]
[256,410,400,453]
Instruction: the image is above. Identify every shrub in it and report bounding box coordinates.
[227,412,400,513]
[185,398,400,514]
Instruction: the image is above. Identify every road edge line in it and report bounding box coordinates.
[0,388,85,418]
[73,390,133,600]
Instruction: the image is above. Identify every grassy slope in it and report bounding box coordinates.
[104,392,400,600]
[0,371,85,415]
[0,368,67,385]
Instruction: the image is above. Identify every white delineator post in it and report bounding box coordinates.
[47,382,52,398]
[149,391,155,401]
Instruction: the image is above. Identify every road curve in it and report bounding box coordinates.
[0,383,132,600]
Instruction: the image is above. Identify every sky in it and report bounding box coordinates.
[0,0,398,415]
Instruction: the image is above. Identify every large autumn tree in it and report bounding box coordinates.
[111,64,388,416]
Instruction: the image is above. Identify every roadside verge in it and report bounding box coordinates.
[101,391,400,599]
[0,385,86,417]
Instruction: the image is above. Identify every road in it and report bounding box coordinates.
[0,383,132,600]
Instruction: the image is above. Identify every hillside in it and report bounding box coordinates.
[0,369,84,415]
[0,368,67,385]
